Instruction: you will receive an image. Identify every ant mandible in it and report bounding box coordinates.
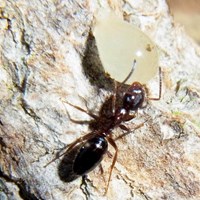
[46,60,162,193]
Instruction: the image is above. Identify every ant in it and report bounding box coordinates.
[45,60,162,194]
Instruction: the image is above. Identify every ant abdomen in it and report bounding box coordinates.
[122,82,145,111]
[58,134,108,182]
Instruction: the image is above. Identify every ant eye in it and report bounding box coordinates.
[123,83,145,111]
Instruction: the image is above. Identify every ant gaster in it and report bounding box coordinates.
[46,60,162,193]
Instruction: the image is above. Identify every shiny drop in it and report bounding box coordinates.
[93,12,159,84]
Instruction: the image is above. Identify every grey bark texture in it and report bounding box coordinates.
[1,0,200,200]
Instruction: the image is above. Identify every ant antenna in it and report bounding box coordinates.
[112,60,137,113]
[121,59,136,85]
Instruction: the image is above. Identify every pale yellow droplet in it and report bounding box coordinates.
[93,12,159,84]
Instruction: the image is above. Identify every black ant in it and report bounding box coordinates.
[45,60,162,193]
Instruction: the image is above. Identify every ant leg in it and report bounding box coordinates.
[81,175,91,198]
[120,60,137,85]
[106,150,113,159]
[78,95,96,114]
[123,113,137,122]
[44,132,94,168]
[43,141,78,168]
[117,112,138,136]
[65,108,91,125]
[116,120,147,141]
[104,136,118,194]
[44,148,68,168]
[98,164,107,184]
[118,112,137,131]
[62,99,98,119]
[147,67,162,101]
[119,124,130,132]
[99,164,104,175]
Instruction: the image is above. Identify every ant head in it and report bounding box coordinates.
[122,82,146,111]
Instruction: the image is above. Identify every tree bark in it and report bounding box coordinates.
[1,0,200,200]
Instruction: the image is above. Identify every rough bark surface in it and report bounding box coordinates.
[1,0,200,200]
